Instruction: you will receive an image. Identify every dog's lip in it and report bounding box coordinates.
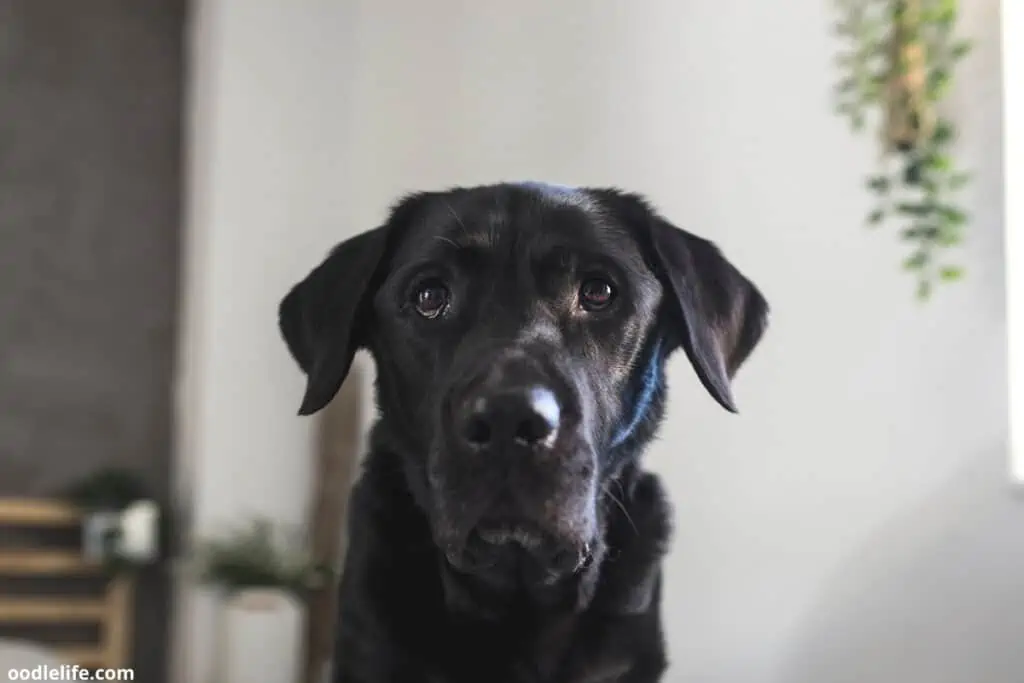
[472,519,549,550]
[467,519,595,575]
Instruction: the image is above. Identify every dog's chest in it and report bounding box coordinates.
[437,613,640,683]
[529,618,643,683]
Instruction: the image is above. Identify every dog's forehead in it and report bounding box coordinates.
[392,185,643,263]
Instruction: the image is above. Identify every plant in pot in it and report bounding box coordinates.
[833,0,972,300]
[63,466,161,573]
[195,518,334,683]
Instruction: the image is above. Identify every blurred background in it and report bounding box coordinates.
[0,1,1019,682]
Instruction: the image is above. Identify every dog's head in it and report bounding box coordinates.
[280,183,767,588]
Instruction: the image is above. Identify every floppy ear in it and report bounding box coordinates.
[588,188,768,412]
[279,226,391,416]
[647,217,768,412]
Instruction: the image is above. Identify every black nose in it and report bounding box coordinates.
[460,386,561,450]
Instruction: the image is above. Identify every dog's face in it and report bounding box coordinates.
[279,183,767,588]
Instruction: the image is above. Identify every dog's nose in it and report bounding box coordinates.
[460,386,561,450]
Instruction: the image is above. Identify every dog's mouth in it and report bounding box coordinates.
[472,518,550,550]
[453,518,594,578]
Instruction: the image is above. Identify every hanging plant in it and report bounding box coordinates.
[833,0,972,300]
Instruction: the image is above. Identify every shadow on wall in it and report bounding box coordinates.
[783,449,1024,683]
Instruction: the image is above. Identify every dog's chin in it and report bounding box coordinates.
[443,520,595,584]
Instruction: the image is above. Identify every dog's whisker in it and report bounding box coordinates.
[602,483,639,537]
[433,235,460,249]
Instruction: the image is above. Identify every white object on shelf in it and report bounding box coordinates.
[118,500,160,562]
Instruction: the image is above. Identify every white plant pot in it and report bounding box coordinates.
[219,588,304,683]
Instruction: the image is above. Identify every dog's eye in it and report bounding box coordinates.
[413,280,450,319]
[578,278,616,312]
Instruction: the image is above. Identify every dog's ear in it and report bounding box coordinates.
[648,218,768,412]
[590,189,768,412]
[279,226,391,416]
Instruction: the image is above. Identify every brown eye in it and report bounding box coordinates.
[579,278,615,311]
[414,280,449,319]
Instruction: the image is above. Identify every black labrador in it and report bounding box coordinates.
[279,183,768,682]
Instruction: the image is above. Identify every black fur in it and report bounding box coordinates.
[279,183,768,682]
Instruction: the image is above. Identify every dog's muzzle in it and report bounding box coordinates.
[435,351,597,576]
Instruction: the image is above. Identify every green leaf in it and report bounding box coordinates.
[939,265,964,281]
[931,121,955,145]
[869,72,889,87]
[938,205,968,226]
[861,84,882,102]
[936,225,964,246]
[928,70,952,99]
[925,154,953,172]
[904,251,929,271]
[902,225,939,240]
[867,175,890,193]
[904,161,924,185]
[948,171,972,189]
[951,41,973,60]
[867,208,886,225]
[935,0,957,24]
[897,202,933,217]
[916,279,933,301]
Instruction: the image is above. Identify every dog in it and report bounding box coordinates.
[279,182,768,682]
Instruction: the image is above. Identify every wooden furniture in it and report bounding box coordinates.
[304,363,365,683]
[0,497,135,670]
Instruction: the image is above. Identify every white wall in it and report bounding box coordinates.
[180,1,1021,682]
[1005,0,1024,483]
[343,3,1020,679]
[175,1,360,681]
